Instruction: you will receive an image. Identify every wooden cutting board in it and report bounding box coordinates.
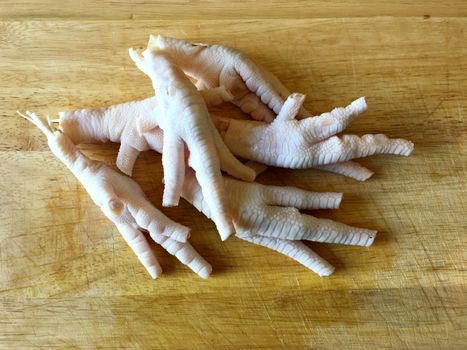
[0,1,465,349]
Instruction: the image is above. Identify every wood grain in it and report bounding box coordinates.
[0,2,466,349]
[1,0,467,19]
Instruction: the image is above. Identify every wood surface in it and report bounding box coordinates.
[0,1,466,349]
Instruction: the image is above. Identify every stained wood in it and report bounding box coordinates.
[0,2,465,349]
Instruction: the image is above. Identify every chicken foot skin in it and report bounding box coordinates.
[55,100,383,275]
[181,169,376,276]
[151,34,307,122]
[18,111,212,279]
[57,95,413,181]
[128,46,255,240]
[219,94,414,172]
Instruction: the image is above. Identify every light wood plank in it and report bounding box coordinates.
[0,14,465,350]
[1,1,467,20]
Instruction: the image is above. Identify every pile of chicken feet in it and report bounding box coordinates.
[18,35,414,279]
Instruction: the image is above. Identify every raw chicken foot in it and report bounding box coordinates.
[128,47,255,240]
[217,94,414,176]
[56,87,232,178]
[151,34,309,122]
[182,169,376,276]
[18,111,212,279]
[57,95,413,181]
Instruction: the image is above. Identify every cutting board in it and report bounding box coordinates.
[0,1,465,348]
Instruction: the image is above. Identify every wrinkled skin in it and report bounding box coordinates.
[151,34,310,122]
[57,94,413,182]
[128,47,255,240]
[54,100,384,276]
[57,89,233,177]
[151,35,414,177]
[58,97,162,176]
[16,36,415,278]
[18,111,212,279]
[182,169,376,276]
[217,94,414,176]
